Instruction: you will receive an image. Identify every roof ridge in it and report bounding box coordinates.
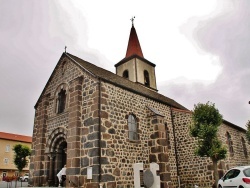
[66,53,188,110]
[66,53,117,77]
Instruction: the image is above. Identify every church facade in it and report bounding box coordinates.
[30,23,250,188]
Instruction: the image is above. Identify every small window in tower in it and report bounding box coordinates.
[144,70,150,87]
[123,70,129,79]
[57,89,66,114]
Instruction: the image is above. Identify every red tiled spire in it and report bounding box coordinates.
[125,25,144,58]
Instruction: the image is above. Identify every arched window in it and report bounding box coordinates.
[144,70,150,87]
[123,70,129,79]
[57,89,66,113]
[226,132,234,156]
[165,123,170,147]
[128,114,138,141]
[242,137,248,158]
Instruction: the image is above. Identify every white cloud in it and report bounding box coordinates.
[0,0,249,135]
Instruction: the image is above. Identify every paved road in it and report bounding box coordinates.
[0,181,28,188]
[0,181,63,188]
[0,181,64,188]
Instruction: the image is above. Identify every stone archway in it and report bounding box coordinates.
[46,127,67,186]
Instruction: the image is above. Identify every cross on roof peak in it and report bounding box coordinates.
[130,16,135,26]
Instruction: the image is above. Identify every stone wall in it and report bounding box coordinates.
[30,55,250,188]
[172,109,250,188]
[30,56,84,186]
[96,82,176,187]
[78,75,100,188]
[217,122,250,176]
[30,92,50,186]
[172,109,213,187]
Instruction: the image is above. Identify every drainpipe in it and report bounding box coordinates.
[98,78,102,187]
[170,106,180,188]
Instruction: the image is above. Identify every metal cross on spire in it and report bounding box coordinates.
[130,16,135,26]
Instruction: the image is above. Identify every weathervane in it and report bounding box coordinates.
[131,16,135,26]
[65,46,67,53]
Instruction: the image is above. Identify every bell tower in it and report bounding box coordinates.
[115,18,157,91]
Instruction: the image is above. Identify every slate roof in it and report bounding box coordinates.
[66,53,188,110]
[0,132,32,143]
[114,54,155,68]
[223,119,246,132]
[147,106,164,117]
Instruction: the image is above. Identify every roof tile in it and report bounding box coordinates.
[0,132,32,143]
[125,25,144,58]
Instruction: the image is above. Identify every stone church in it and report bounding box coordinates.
[30,22,250,188]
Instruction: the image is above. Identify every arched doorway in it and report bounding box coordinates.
[53,139,67,186]
[57,141,67,169]
[46,127,67,186]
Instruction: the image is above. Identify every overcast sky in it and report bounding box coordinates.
[1,0,250,136]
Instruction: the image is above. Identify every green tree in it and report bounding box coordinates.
[13,144,31,175]
[246,120,250,142]
[190,102,227,186]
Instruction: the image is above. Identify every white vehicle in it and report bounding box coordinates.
[19,174,29,182]
[218,166,250,188]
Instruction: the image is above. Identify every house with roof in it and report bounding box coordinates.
[30,23,250,188]
[0,132,32,180]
